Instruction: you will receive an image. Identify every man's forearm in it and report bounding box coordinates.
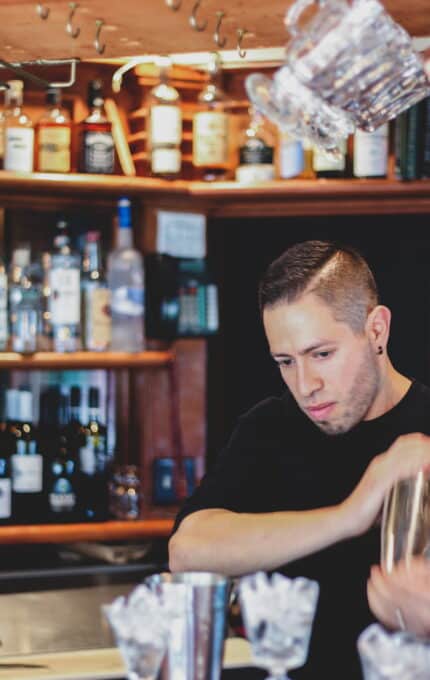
[169,505,352,576]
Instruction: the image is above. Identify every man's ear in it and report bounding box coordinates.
[366,305,391,352]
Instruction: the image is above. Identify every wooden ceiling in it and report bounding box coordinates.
[0,0,429,64]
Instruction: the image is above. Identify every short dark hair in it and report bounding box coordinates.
[258,240,379,333]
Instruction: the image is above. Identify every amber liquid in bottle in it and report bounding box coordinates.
[36,87,72,173]
[79,79,114,174]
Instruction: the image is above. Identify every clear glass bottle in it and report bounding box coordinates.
[79,79,115,174]
[147,56,182,179]
[0,80,20,170]
[353,124,389,178]
[4,80,34,173]
[49,220,81,352]
[81,230,111,351]
[278,130,304,180]
[10,264,41,354]
[36,87,72,173]
[39,251,52,351]
[235,107,275,183]
[193,52,230,181]
[8,245,31,346]
[0,256,8,350]
[107,198,145,352]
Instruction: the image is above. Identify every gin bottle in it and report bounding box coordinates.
[107,198,145,352]
[50,220,81,352]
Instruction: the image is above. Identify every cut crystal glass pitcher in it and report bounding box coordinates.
[246,0,430,153]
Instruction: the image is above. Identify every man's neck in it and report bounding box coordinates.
[366,362,412,420]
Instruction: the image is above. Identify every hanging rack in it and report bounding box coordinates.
[0,58,79,89]
[214,11,227,48]
[189,0,208,32]
[66,2,80,39]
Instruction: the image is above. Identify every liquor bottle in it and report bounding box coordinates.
[79,79,115,174]
[0,80,19,170]
[46,388,78,522]
[10,264,41,354]
[8,245,31,334]
[0,392,12,524]
[235,107,275,183]
[39,251,52,350]
[50,220,81,352]
[0,256,8,350]
[278,131,304,180]
[147,56,182,179]
[4,80,34,173]
[353,124,389,178]
[193,52,230,181]
[10,390,44,524]
[107,198,145,352]
[81,231,111,351]
[301,140,315,179]
[312,138,348,178]
[36,87,72,174]
[79,386,108,521]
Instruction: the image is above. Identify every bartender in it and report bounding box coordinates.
[169,240,430,679]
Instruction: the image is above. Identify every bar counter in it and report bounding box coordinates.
[0,638,254,680]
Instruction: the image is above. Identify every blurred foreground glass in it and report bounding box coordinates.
[104,584,173,680]
[145,571,229,680]
[381,471,430,572]
[239,572,319,680]
[246,0,430,153]
[358,623,430,680]
[109,465,142,520]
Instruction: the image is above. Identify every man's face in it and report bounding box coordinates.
[263,293,381,435]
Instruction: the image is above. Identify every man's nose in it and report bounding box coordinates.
[296,362,322,398]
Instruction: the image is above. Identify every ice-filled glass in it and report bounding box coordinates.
[358,623,430,680]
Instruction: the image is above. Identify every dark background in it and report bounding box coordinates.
[206,213,430,463]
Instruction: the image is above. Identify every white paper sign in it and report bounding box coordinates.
[156,211,206,258]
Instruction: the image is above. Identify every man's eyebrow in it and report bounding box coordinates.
[272,341,333,359]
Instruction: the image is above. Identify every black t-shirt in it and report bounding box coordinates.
[173,380,430,680]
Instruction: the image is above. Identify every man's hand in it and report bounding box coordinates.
[367,557,430,636]
[339,433,430,538]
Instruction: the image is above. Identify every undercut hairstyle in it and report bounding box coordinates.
[258,240,379,334]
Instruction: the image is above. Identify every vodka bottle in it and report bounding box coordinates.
[107,198,145,352]
[50,220,81,352]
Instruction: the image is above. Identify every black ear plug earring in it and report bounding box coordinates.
[377,346,383,355]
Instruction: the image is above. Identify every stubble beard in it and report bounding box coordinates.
[314,343,381,436]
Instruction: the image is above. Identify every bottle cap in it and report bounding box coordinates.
[46,87,61,105]
[88,386,100,409]
[88,79,104,107]
[85,231,101,243]
[117,198,132,229]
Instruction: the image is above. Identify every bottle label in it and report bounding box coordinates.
[353,125,389,177]
[235,164,275,184]
[313,140,347,173]
[83,131,114,173]
[111,286,144,317]
[50,268,80,325]
[0,478,11,519]
[49,484,76,512]
[86,287,111,350]
[38,126,71,173]
[12,454,43,493]
[150,106,182,145]
[239,145,274,166]
[193,112,229,167]
[5,127,34,172]
[151,148,181,174]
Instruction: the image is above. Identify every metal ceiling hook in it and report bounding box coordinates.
[94,19,106,55]
[237,28,248,58]
[214,11,227,48]
[66,2,80,39]
[36,3,50,20]
[189,0,208,32]
[166,0,182,10]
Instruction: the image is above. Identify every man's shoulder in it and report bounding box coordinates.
[238,390,299,427]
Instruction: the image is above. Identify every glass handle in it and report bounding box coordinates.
[284,0,325,37]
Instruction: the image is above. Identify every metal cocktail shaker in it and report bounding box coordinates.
[381,471,430,572]
[145,571,229,680]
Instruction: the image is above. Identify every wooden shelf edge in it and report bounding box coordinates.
[0,351,174,370]
[0,519,175,544]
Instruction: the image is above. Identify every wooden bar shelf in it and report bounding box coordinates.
[0,351,173,370]
[0,518,175,544]
[0,172,428,216]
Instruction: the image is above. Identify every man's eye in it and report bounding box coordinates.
[277,359,293,368]
[314,350,332,359]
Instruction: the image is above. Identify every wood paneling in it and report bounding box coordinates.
[0,0,428,63]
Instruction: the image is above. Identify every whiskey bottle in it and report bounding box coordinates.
[36,87,72,173]
[79,79,115,174]
[147,56,182,179]
[4,80,34,173]
[235,107,275,183]
[193,52,230,181]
